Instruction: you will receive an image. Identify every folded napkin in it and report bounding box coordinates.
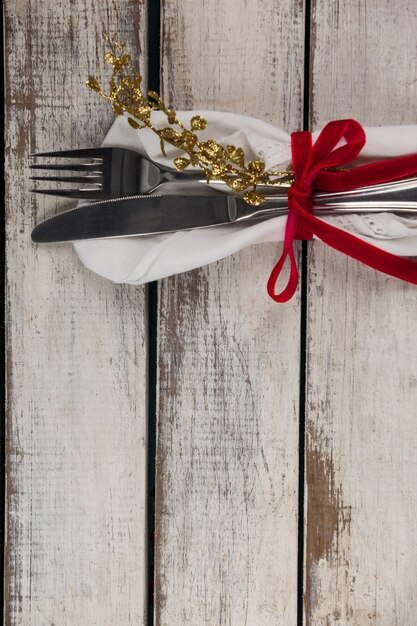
[74,112,417,285]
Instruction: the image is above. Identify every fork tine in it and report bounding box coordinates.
[31,188,103,199]
[30,174,102,184]
[30,147,109,159]
[30,162,103,172]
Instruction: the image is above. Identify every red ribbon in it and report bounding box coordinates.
[267,119,417,303]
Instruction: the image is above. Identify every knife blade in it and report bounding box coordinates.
[31,194,286,243]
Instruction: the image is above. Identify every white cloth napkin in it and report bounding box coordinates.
[74,112,417,284]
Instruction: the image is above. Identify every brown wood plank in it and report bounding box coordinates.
[4,2,149,624]
[155,1,305,624]
[305,1,417,623]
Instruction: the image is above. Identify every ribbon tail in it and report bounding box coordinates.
[267,211,300,303]
[300,211,417,285]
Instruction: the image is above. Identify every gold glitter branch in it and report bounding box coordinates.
[86,37,294,205]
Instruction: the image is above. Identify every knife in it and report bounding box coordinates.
[31,194,290,243]
[31,191,417,243]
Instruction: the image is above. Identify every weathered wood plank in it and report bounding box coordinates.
[5,2,149,624]
[155,1,305,624]
[305,1,417,623]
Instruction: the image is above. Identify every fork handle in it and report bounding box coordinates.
[161,170,417,206]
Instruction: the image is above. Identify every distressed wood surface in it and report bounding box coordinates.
[6,1,417,624]
[305,1,417,624]
[4,2,149,624]
[155,1,305,624]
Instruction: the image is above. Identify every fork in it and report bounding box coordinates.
[30,146,417,211]
[30,147,214,201]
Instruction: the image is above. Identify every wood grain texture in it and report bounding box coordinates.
[5,2,149,624]
[156,1,305,624]
[310,0,417,128]
[305,1,417,623]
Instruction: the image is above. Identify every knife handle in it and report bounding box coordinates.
[235,178,417,222]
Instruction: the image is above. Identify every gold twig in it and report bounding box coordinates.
[87,37,294,205]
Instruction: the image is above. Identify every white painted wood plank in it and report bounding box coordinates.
[155,2,305,624]
[305,2,417,624]
[5,2,149,624]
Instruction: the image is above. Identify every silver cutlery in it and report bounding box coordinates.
[31,191,417,244]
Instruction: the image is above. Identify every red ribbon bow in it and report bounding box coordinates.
[267,119,417,303]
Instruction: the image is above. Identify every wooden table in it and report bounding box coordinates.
[4,1,417,624]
